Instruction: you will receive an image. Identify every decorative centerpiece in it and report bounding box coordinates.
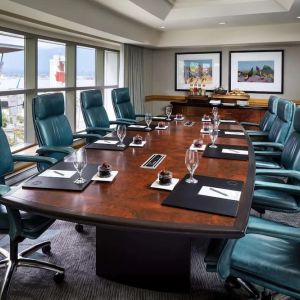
[98,162,111,178]
[158,170,173,185]
[214,86,227,95]
[203,114,210,121]
[158,121,166,128]
[193,139,203,148]
[175,113,183,119]
[133,135,143,145]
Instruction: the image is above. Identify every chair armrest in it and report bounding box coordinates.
[255,180,300,195]
[13,154,57,165]
[135,114,145,118]
[0,184,11,196]
[246,216,300,242]
[241,122,259,127]
[247,131,268,137]
[36,146,74,156]
[254,151,282,157]
[256,168,300,180]
[73,133,103,140]
[252,142,284,150]
[116,118,137,124]
[86,127,114,133]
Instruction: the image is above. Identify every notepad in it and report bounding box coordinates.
[222,149,248,155]
[220,120,236,123]
[198,186,241,201]
[128,125,147,129]
[95,140,119,145]
[224,131,244,135]
[38,170,76,178]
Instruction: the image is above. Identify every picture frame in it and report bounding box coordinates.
[175,52,222,91]
[229,50,284,94]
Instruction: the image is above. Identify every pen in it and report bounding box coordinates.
[54,170,65,176]
[210,187,228,197]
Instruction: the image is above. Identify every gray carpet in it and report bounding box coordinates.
[0,209,298,300]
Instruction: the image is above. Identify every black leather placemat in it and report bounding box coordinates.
[85,136,131,151]
[218,129,246,138]
[162,175,243,217]
[22,162,98,191]
[127,124,156,132]
[202,144,249,161]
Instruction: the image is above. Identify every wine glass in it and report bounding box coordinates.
[185,149,199,184]
[72,149,87,184]
[212,107,218,118]
[166,106,172,121]
[212,115,221,128]
[117,124,127,147]
[209,124,218,148]
[145,113,152,130]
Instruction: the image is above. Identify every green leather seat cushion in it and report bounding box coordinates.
[231,233,300,291]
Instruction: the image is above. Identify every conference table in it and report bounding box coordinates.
[1,116,255,292]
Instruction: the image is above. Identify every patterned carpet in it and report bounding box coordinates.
[0,210,298,300]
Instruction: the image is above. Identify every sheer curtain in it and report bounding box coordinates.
[124,44,144,114]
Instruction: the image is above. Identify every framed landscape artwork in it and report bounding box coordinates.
[175,52,222,91]
[229,50,284,93]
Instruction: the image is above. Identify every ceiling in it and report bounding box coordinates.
[91,0,300,30]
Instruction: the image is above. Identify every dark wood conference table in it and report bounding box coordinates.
[2,117,255,292]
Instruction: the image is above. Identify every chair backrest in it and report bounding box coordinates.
[32,93,74,147]
[267,99,295,144]
[0,102,13,185]
[111,88,135,120]
[281,106,300,172]
[80,89,110,131]
[259,95,278,131]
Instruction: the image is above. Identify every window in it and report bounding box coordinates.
[75,90,86,131]
[76,46,95,87]
[38,39,66,88]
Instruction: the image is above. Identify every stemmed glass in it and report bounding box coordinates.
[212,115,221,128]
[117,124,127,147]
[166,106,172,121]
[145,113,152,131]
[185,149,199,184]
[72,149,87,184]
[212,107,218,118]
[209,124,218,148]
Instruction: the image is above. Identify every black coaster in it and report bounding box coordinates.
[162,175,243,217]
[85,137,131,151]
[22,162,98,191]
[218,129,246,138]
[202,144,249,161]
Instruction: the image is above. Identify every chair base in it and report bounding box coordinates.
[225,276,260,299]
[0,240,64,300]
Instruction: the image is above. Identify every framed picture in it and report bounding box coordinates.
[229,50,284,94]
[175,52,222,91]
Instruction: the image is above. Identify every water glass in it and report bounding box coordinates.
[166,106,172,120]
[212,107,218,118]
[212,115,221,128]
[185,149,199,184]
[72,149,87,184]
[145,113,152,130]
[117,124,127,147]
[209,125,218,148]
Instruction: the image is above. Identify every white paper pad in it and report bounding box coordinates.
[153,116,166,120]
[92,171,118,182]
[220,120,236,123]
[222,149,248,155]
[189,144,206,151]
[198,186,241,201]
[129,141,146,147]
[128,125,146,128]
[201,118,211,122]
[38,170,76,178]
[155,126,168,130]
[224,131,245,135]
[150,178,179,191]
[95,140,119,145]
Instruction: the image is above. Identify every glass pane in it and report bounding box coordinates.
[104,88,116,120]
[76,46,95,87]
[76,90,85,131]
[104,51,119,86]
[0,31,24,91]
[38,39,66,88]
[1,94,25,148]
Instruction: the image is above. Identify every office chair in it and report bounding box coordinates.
[240,95,278,134]
[215,216,300,299]
[111,88,145,124]
[32,92,102,232]
[80,89,130,136]
[0,103,64,299]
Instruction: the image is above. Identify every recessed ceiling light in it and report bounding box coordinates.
[297,16,300,19]
[160,26,165,29]
[219,22,226,25]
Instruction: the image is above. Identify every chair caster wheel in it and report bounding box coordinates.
[42,244,51,255]
[75,224,84,233]
[54,272,64,283]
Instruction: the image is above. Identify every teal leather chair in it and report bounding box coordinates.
[215,216,300,299]
[250,99,295,149]
[80,89,130,136]
[0,103,64,299]
[33,92,101,232]
[111,88,145,124]
[240,95,278,134]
